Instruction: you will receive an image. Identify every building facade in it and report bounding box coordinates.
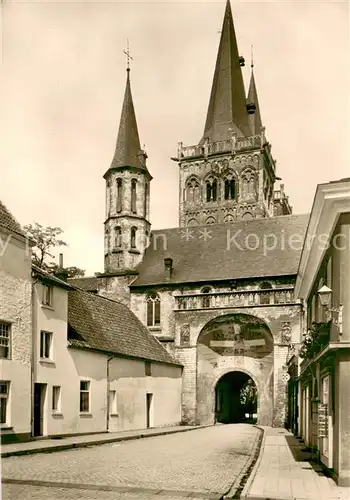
[71,0,308,429]
[0,202,33,443]
[293,178,350,486]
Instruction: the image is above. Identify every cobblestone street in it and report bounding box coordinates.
[2,425,260,499]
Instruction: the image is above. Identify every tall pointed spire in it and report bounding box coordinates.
[110,69,147,170]
[247,60,263,136]
[200,0,250,144]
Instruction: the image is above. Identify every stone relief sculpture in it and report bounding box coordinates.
[180,324,190,345]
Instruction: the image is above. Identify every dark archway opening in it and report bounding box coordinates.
[215,371,257,424]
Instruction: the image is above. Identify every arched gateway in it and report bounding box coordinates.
[196,313,274,426]
[215,371,258,424]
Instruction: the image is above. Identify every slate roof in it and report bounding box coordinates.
[68,289,180,366]
[200,0,251,143]
[0,200,26,237]
[68,276,99,292]
[109,69,149,173]
[132,214,310,287]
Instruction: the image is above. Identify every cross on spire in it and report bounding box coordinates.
[123,39,133,71]
[251,44,254,68]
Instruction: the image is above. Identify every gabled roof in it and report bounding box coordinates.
[68,276,99,292]
[0,200,26,238]
[109,69,148,173]
[247,68,263,136]
[68,289,180,366]
[131,214,310,287]
[200,0,251,143]
[32,264,73,290]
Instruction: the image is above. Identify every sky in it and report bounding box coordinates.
[1,0,349,275]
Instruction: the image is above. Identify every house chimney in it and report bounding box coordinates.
[55,253,68,282]
[164,257,173,281]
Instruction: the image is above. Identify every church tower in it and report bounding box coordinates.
[103,67,152,274]
[175,0,291,226]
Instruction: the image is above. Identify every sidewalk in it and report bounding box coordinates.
[1,424,205,458]
[238,427,350,500]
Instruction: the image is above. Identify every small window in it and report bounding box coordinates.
[0,381,9,424]
[109,390,117,414]
[131,179,137,213]
[52,386,61,412]
[259,282,272,305]
[42,284,53,307]
[146,293,161,327]
[130,227,137,248]
[0,322,11,359]
[40,331,52,360]
[145,361,152,376]
[80,380,90,413]
[144,183,149,217]
[201,287,212,308]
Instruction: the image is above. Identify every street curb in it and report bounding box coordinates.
[237,426,267,500]
[1,425,211,458]
[222,425,264,499]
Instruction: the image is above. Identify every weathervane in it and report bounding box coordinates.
[123,39,133,70]
[251,44,254,68]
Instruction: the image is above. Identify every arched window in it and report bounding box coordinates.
[186,177,200,203]
[224,178,236,200]
[206,178,218,202]
[106,180,111,217]
[130,227,137,248]
[201,286,212,308]
[114,226,122,248]
[146,292,161,326]
[144,182,148,217]
[104,229,109,253]
[259,282,272,305]
[131,179,137,213]
[116,178,123,213]
[242,171,256,200]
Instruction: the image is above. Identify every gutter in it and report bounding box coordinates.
[106,355,114,432]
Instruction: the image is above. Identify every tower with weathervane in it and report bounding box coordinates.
[174,1,291,227]
[103,63,152,275]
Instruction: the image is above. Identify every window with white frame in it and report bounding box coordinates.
[52,386,61,412]
[40,331,53,360]
[109,390,117,414]
[42,284,53,307]
[80,381,90,412]
[0,381,10,424]
[0,322,11,359]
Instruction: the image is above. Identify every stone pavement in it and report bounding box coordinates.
[238,427,350,500]
[1,424,204,458]
[2,424,261,500]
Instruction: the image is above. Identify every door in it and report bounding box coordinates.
[34,383,46,437]
[320,375,333,468]
[146,393,153,428]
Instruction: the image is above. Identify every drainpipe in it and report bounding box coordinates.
[30,276,38,438]
[106,355,114,432]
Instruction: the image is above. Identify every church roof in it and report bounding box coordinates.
[109,69,148,172]
[67,289,180,366]
[68,276,99,292]
[247,68,263,136]
[200,0,251,143]
[131,214,310,287]
[0,200,26,237]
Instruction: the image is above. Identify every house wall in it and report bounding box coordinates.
[108,357,182,432]
[0,229,32,443]
[298,211,350,486]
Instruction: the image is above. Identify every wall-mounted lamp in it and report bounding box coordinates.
[317,285,343,334]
